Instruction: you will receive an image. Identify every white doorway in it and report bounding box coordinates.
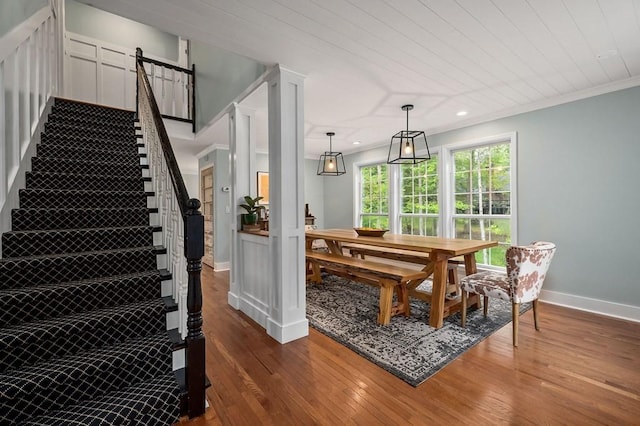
[200,166,214,268]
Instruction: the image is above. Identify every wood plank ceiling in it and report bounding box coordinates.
[77,0,640,156]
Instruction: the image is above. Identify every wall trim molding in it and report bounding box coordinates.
[213,261,230,271]
[540,289,640,323]
[195,144,229,159]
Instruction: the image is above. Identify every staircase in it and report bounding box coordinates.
[0,98,182,425]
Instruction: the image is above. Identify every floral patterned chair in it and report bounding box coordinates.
[459,241,556,346]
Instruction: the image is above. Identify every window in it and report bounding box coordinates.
[399,155,439,236]
[450,141,513,267]
[358,163,389,229]
[355,133,516,269]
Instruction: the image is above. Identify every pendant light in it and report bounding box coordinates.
[387,104,431,164]
[317,132,346,176]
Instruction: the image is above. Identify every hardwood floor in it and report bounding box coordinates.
[180,266,640,425]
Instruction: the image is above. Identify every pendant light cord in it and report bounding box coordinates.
[406,108,409,133]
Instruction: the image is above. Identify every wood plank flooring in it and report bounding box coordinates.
[180,266,640,425]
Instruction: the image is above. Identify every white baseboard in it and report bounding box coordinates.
[238,296,269,329]
[227,291,240,309]
[214,261,230,271]
[540,289,640,323]
[266,317,309,344]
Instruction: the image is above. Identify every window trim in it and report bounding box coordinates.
[441,132,518,269]
[397,151,442,236]
[353,159,391,229]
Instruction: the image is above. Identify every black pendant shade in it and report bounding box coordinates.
[387,104,431,164]
[317,132,346,176]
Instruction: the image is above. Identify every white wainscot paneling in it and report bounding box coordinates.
[238,233,271,327]
[68,55,97,104]
[65,32,179,111]
[101,62,126,108]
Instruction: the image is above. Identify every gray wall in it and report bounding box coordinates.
[182,173,199,201]
[199,149,232,266]
[304,158,325,228]
[190,41,265,132]
[325,86,640,307]
[0,0,47,37]
[65,0,179,61]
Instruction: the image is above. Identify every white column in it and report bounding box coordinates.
[228,104,256,308]
[265,65,308,343]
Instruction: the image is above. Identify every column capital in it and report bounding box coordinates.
[264,64,306,85]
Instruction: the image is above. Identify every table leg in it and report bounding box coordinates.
[325,240,342,255]
[464,252,478,275]
[429,252,448,328]
[377,280,394,325]
[463,252,480,310]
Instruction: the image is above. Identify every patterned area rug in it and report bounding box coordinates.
[306,273,529,386]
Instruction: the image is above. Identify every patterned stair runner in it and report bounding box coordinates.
[0,98,181,425]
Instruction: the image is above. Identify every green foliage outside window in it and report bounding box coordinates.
[400,156,439,236]
[453,144,510,215]
[453,143,512,267]
[360,164,388,226]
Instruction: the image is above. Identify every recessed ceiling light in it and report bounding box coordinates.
[456,111,468,116]
[353,141,361,145]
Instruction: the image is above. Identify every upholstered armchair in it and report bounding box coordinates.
[459,242,556,346]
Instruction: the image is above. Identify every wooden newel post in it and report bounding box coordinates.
[184,198,205,418]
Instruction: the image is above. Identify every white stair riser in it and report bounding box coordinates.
[166,309,179,330]
[172,348,185,371]
[161,279,173,298]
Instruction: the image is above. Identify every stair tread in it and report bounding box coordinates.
[0,269,164,294]
[32,156,144,167]
[0,298,166,350]
[20,188,150,196]
[23,373,180,426]
[53,98,134,113]
[47,112,134,125]
[27,170,147,181]
[41,133,140,148]
[11,206,158,233]
[36,145,142,164]
[25,172,147,193]
[14,206,157,212]
[31,157,144,177]
[0,271,168,342]
[0,245,161,262]
[0,333,173,423]
[4,224,161,237]
[0,246,160,291]
[39,142,137,154]
[45,121,135,133]
[0,332,171,386]
[18,189,151,210]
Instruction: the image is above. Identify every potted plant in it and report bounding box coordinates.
[239,195,265,231]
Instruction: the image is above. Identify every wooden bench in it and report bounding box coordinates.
[341,243,464,297]
[305,250,429,325]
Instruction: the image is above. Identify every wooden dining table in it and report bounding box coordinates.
[305,228,498,328]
